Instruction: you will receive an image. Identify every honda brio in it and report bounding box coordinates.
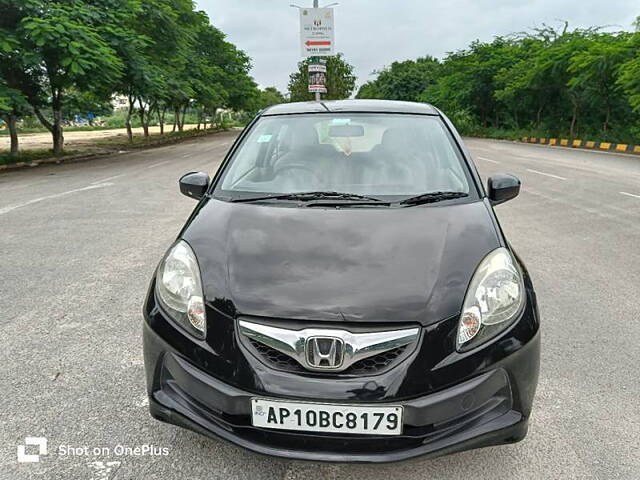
[143,100,540,463]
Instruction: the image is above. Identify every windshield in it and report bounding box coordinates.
[216,113,471,201]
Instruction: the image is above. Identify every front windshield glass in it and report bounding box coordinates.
[217,113,470,199]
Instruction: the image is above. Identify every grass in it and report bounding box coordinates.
[462,126,640,145]
[93,125,227,147]
[0,125,130,136]
[448,111,639,144]
[0,149,81,166]
[0,109,217,135]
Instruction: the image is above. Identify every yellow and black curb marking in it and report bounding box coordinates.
[520,136,640,155]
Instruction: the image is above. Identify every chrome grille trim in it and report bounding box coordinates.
[238,320,419,373]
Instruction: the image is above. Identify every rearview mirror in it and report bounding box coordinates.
[488,174,520,205]
[329,125,365,137]
[179,171,210,200]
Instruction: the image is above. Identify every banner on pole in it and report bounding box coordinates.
[308,61,327,93]
[300,8,334,57]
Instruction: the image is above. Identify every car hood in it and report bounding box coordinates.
[183,199,500,326]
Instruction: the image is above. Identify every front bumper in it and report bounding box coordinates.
[143,314,540,463]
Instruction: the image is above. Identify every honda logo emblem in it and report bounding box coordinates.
[305,336,344,370]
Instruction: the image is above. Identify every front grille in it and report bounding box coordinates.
[347,345,408,374]
[249,338,303,372]
[248,338,409,376]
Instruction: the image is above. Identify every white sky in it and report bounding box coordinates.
[195,0,638,93]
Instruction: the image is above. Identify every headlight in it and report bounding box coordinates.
[156,240,206,338]
[457,247,524,350]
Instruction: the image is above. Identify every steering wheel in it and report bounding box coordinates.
[273,164,322,184]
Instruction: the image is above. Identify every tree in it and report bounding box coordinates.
[157,11,253,133]
[357,57,440,102]
[423,38,527,128]
[355,80,382,99]
[569,33,633,133]
[256,87,286,110]
[1,0,139,153]
[406,23,640,141]
[0,82,31,155]
[534,29,595,139]
[190,20,228,130]
[288,53,356,102]
[0,0,42,154]
[493,35,551,129]
[1,0,259,155]
[116,0,189,139]
[243,86,286,118]
[618,21,640,113]
[201,23,256,118]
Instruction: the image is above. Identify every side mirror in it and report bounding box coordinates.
[488,174,520,205]
[179,171,210,200]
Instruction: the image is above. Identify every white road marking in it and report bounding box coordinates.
[526,169,567,181]
[90,174,125,184]
[145,160,169,169]
[182,153,192,158]
[620,191,640,199]
[477,156,500,164]
[0,182,113,216]
[90,160,169,183]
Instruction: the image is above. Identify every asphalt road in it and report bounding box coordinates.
[1,131,639,480]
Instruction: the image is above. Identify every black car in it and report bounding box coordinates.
[143,99,540,463]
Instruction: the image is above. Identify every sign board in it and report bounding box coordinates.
[308,62,327,94]
[308,85,327,94]
[300,8,334,57]
[308,64,327,73]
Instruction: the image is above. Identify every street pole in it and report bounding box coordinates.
[295,0,333,102]
[313,0,321,102]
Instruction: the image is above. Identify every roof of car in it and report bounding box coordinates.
[261,99,439,116]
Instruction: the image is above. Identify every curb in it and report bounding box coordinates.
[0,128,229,174]
[0,150,122,172]
[519,136,640,155]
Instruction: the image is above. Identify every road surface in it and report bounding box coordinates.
[1,132,639,479]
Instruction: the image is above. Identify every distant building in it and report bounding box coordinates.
[111,95,129,111]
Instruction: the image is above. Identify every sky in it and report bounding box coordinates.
[195,0,639,94]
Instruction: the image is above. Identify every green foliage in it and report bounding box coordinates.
[260,87,287,108]
[245,86,286,114]
[20,4,126,86]
[422,38,529,128]
[358,57,440,102]
[618,30,640,112]
[288,53,356,102]
[0,0,139,152]
[354,81,381,100]
[363,21,640,143]
[0,0,259,153]
[0,81,30,116]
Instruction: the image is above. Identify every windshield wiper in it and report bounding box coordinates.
[398,191,469,206]
[230,191,384,203]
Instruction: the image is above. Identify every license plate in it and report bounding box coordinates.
[251,398,403,435]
